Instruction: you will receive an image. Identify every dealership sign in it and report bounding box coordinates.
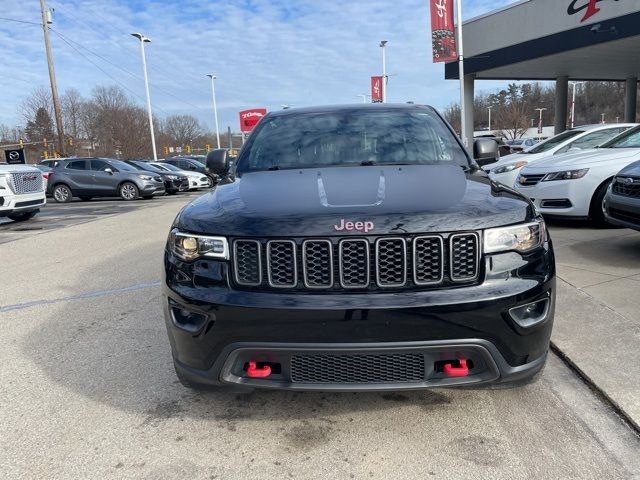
[239,108,267,133]
[430,0,457,63]
[370,76,383,103]
[4,148,25,164]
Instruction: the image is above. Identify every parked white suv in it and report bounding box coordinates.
[0,164,46,221]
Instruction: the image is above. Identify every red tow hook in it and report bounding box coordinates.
[246,361,271,378]
[443,359,470,377]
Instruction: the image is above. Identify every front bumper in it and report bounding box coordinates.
[604,191,640,231]
[0,190,46,216]
[163,243,555,390]
[514,179,591,218]
[140,180,165,195]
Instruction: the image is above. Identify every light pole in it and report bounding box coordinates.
[206,74,221,149]
[131,33,157,161]
[379,40,387,103]
[356,94,371,103]
[570,81,584,129]
[488,106,492,132]
[535,108,547,136]
[601,113,606,124]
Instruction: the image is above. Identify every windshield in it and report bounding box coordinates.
[108,160,138,172]
[134,162,163,173]
[525,129,583,154]
[236,108,469,173]
[157,163,182,172]
[603,126,640,148]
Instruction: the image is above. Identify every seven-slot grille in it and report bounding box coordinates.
[613,177,640,198]
[290,353,425,384]
[232,233,480,291]
[10,172,43,194]
[518,173,546,186]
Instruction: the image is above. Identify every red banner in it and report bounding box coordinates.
[371,76,383,103]
[430,0,457,63]
[239,108,267,133]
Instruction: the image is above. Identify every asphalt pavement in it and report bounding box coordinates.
[0,196,639,479]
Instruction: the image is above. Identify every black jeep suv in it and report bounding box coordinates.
[163,104,555,391]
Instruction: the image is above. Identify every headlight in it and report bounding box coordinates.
[168,229,229,261]
[492,161,528,175]
[542,169,588,181]
[167,175,178,180]
[138,174,153,180]
[484,219,546,254]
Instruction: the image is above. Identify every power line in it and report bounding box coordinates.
[51,4,211,109]
[49,28,171,116]
[0,16,41,26]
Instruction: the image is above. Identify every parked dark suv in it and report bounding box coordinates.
[163,104,555,391]
[48,158,165,202]
[125,160,189,194]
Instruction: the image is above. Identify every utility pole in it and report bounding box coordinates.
[207,74,221,149]
[39,0,65,156]
[488,106,492,132]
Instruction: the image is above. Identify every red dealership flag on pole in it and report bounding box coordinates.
[371,76,383,103]
[431,0,457,63]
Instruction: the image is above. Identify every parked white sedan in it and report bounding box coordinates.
[514,125,640,225]
[488,123,635,187]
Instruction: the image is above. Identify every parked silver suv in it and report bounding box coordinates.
[48,158,165,202]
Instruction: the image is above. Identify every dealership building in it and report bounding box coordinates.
[447,0,640,146]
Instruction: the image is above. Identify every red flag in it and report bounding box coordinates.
[431,0,457,63]
[371,76,383,103]
[239,108,267,133]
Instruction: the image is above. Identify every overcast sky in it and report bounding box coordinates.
[0,0,519,132]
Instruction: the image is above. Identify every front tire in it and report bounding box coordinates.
[53,184,73,203]
[119,182,139,201]
[590,180,612,227]
[7,209,39,222]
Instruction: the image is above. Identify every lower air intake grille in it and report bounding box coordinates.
[290,353,425,384]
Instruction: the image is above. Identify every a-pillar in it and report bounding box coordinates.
[625,77,638,123]
[555,76,568,135]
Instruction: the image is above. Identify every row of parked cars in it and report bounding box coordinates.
[37,156,215,202]
[483,123,640,230]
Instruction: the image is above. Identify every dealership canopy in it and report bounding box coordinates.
[445,0,640,146]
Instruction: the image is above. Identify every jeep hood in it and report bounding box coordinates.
[177,165,532,236]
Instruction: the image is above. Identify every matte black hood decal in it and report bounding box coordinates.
[178,165,532,236]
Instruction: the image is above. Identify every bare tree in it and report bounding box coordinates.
[19,86,53,125]
[164,115,204,146]
[61,88,84,140]
[0,124,12,141]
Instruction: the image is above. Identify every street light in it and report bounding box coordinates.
[487,106,492,132]
[206,74,221,149]
[601,113,606,124]
[379,40,387,103]
[535,108,547,136]
[131,33,157,161]
[570,81,585,129]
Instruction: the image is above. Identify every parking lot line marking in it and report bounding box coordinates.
[0,281,161,314]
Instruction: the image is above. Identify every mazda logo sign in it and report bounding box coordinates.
[8,151,19,160]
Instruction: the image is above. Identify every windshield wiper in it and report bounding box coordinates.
[267,165,281,170]
[360,160,376,166]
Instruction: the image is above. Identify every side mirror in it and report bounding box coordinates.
[206,149,229,175]
[104,167,113,175]
[473,138,500,165]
